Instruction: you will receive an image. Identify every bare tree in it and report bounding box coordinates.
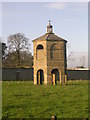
[6,33,31,67]
[67,43,75,68]
[67,51,75,61]
[2,51,33,68]
[0,37,8,68]
[2,43,7,59]
[80,56,86,67]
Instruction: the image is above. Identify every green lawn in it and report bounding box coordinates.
[2,80,88,119]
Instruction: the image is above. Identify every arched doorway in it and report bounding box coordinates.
[37,69,44,84]
[51,69,59,85]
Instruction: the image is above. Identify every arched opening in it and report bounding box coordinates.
[36,44,44,60]
[37,44,44,49]
[51,69,59,85]
[37,69,44,84]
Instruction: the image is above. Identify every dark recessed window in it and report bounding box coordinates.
[37,45,43,49]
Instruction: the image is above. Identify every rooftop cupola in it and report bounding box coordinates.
[47,20,53,33]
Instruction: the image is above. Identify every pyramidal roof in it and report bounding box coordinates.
[33,33,67,42]
[32,21,67,42]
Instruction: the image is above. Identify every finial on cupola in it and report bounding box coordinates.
[47,20,53,33]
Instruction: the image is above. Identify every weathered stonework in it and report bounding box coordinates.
[32,21,67,85]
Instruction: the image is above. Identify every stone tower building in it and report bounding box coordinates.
[33,21,67,85]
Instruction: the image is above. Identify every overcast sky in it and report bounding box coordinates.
[1,2,88,68]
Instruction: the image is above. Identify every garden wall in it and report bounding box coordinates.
[2,68,89,80]
[67,70,89,80]
[2,68,33,81]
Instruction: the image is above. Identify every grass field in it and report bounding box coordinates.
[2,80,88,119]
